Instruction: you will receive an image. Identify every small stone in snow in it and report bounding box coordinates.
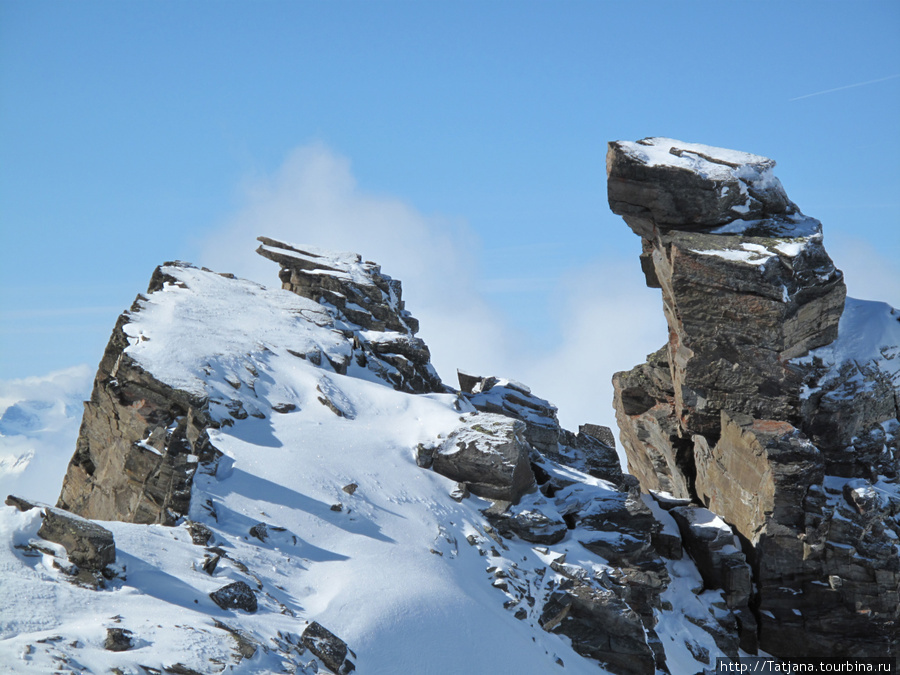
[104,628,133,652]
[209,581,257,613]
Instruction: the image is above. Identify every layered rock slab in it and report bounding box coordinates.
[257,237,443,395]
[609,137,899,658]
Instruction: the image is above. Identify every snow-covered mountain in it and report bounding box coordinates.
[1,242,731,675]
[0,366,92,503]
[2,139,897,674]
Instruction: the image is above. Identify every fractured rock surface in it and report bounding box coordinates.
[609,137,900,659]
[257,237,443,395]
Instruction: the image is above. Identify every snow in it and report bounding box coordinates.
[796,297,900,384]
[618,137,774,180]
[774,241,805,257]
[690,242,776,266]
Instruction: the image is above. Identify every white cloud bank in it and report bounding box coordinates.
[197,143,667,455]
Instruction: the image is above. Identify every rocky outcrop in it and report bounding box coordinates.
[209,581,258,613]
[301,621,355,674]
[56,273,219,525]
[609,137,900,659]
[459,372,622,484]
[257,237,443,395]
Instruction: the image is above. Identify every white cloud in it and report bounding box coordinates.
[197,143,666,463]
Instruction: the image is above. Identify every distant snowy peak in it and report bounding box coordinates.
[0,366,92,504]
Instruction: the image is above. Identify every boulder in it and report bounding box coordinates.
[104,628,134,652]
[432,413,535,502]
[38,507,116,572]
[6,496,116,571]
[209,581,257,613]
[540,580,659,675]
[460,372,622,483]
[301,621,355,674]
[482,502,567,545]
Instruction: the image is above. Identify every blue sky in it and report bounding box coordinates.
[2,1,899,431]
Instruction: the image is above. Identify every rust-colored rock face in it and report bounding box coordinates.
[609,137,899,659]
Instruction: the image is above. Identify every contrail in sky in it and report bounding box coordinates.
[790,73,900,101]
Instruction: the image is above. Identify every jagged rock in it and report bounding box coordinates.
[55,248,448,526]
[104,628,134,652]
[460,371,622,483]
[609,137,900,659]
[186,520,213,546]
[163,665,204,675]
[38,507,116,572]
[257,237,442,395]
[209,581,257,613]
[607,137,794,235]
[612,347,691,498]
[249,522,268,542]
[610,138,845,438]
[799,299,900,479]
[301,621,355,674]
[431,413,535,502]
[4,495,39,512]
[214,620,259,660]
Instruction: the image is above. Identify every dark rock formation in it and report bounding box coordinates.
[301,621,355,674]
[257,237,443,395]
[609,137,900,659]
[447,373,681,674]
[482,501,567,545]
[56,272,219,524]
[104,628,134,652]
[56,241,448,526]
[209,581,258,613]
